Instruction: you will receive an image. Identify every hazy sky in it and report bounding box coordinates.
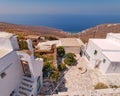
[0,0,120,15]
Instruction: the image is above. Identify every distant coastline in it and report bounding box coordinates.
[0,14,120,33]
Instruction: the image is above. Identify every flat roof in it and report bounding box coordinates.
[26,35,40,39]
[102,52,120,62]
[37,40,61,50]
[60,38,84,47]
[0,49,11,58]
[90,39,120,51]
[107,33,120,40]
[0,32,13,38]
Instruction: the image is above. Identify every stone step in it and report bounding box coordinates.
[21,80,33,87]
[19,86,32,92]
[22,76,33,83]
[18,88,31,96]
[16,93,26,96]
[19,83,33,91]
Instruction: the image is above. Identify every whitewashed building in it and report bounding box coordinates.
[0,32,43,96]
[86,33,120,74]
[37,38,84,54]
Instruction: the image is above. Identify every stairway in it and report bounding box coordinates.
[14,75,34,96]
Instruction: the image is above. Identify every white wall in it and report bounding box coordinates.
[98,54,111,74]
[33,59,43,78]
[10,36,19,50]
[107,62,120,73]
[0,38,13,51]
[86,40,102,67]
[0,51,23,96]
[86,40,111,73]
[17,52,43,79]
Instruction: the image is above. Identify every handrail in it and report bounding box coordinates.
[51,66,72,95]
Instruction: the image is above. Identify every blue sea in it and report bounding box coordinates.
[0,14,120,33]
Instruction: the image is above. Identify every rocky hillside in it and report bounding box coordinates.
[79,24,120,42]
[0,22,120,42]
[0,22,69,38]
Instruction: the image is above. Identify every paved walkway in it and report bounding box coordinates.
[64,56,94,92]
[63,55,120,94]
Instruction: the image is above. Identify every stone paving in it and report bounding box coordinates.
[64,56,94,92]
[62,55,120,94]
[40,54,120,95]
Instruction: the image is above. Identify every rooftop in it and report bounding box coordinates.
[102,52,120,62]
[26,35,40,39]
[0,49,11,58]
[90,39,120,51]
[107,33,120,40]
[37,40,61,50]
[60,38,84,47]
[0,32,14,38]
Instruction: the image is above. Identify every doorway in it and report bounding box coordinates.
[21,60,31,77]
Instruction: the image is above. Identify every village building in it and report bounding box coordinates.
[85,33,120,73]
[36,38,84,54]
[0,32,43,96]
[60,38,84,54]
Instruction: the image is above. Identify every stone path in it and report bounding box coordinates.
[40,55,120,95]
[64,56,94,93]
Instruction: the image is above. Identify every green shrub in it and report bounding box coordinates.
[18,40,29,50]
[94,82,108,89]
[49,69,59,81]
[64,53,77,66]
[109,85,118,89]
[34,52,42,58]
[43,61,54,73]
[64,57,77,66]
[45,36,58,40]
[57,46,65,57]
[66,53,76,58]
[58,63,66,71]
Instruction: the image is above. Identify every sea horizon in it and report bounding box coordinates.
[0,14,120,33]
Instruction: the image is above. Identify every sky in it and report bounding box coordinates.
[0,0,120,15]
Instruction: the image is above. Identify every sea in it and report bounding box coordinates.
[0,14,120,33]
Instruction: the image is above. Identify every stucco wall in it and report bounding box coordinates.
[86,40,111,73]
[107,62,120,73]
[0,51,23,96]
[64,46,81,54]
[0,38,13,50]
[10,36,19,50]
[17,52,43,79]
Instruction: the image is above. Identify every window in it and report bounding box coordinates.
[103,59,106,63]
[0,72,6,79]
[94,50,97,55]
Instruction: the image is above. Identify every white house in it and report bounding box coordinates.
[37,38,84,54]
[85,33,120,74]
[0,32,43,96]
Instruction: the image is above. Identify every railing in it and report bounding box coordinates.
[51,66,72,95]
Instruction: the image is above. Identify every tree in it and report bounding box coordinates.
[57,46,65,57]
[49,69,59,81]
[64,53,77,66]
[43,61,54,73]
[58,63,66,71]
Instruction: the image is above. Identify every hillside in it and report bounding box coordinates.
[0,22,120,42]
[0,22,69,38]
[79,24,120,42]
